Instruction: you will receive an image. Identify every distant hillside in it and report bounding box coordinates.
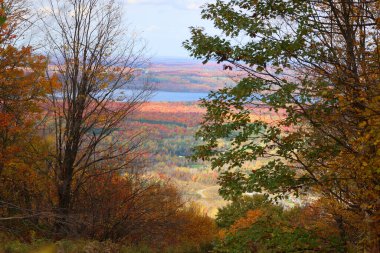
[134,58,238,93]
[48,58,239,93]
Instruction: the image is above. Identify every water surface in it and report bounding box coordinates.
[116,89,208,102]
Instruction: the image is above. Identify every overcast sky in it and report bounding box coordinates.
[123,0,216,59]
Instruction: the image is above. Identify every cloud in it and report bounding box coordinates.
[124,0,206,11]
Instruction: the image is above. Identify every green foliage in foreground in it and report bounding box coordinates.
[184,0,379,250]
[213,195,345,253]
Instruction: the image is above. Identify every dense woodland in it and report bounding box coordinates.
[0,0,379,253]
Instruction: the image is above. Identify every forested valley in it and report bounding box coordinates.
[0,0,379,253]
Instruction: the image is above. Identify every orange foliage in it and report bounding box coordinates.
[72,171,216,250]
[0,1,49,175]
[229,209,263,235]
[0,2,53,238]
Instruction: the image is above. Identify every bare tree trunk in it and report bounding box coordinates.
[39,0,152,234]
[334,215,348,252]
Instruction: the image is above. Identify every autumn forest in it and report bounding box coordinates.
[0,0,379,253]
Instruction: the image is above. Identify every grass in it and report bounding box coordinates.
[0,240,153,253]
[0,239,212,253]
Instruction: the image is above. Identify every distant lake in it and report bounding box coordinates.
[115,89,209,102]
[150,91,208,102]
